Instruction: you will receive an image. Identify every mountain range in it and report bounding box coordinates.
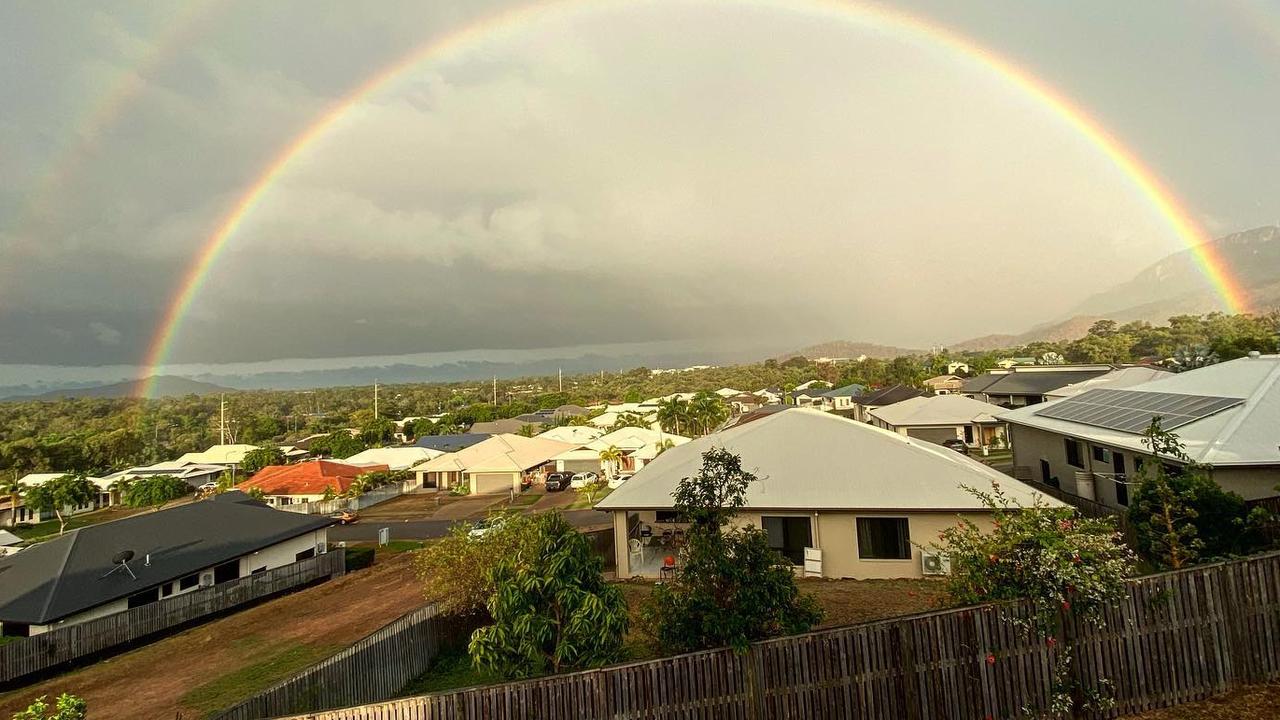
[3,375,231,401]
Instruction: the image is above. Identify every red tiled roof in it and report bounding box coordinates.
[236,460,388,497]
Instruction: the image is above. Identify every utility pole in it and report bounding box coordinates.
[219,394,227,445]
[558,368,563,393]
[373,379,379,418]
[492,376,497,405]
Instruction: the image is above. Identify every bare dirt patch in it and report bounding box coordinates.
[1119,683,1280,719]
[0,551,427,720]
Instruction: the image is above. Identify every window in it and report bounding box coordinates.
[295,547,316,562]
[127,588,160,609]
[856,517,911,560]
[1092,446,1110,463]
[178,574,199,591]
[963,426,974,444]
[655,511,687,523]
[161,583,174,598]
[762,516,812,565]
[1064,439,1083,468]
[213,560,239,585]
[1,622,30,638]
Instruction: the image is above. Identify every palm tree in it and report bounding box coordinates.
[657,398,688,435]
[1,475,23,528]
[689,392,729,435]
[598,445,624,478]
[653,438,676,457]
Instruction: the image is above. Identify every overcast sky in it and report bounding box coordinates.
[1,0,1277,370]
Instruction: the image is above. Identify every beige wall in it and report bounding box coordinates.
[470,472,519,495]
[612,508,991,580]
[1210,467,1280,501]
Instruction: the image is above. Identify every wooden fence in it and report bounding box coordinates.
[279,481,415,516]
[0,549,345,685]
[272,550,1280,720]
[211,604,476,720]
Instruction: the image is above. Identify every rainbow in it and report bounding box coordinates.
[139,0,1252,397]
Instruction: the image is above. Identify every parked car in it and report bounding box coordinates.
[545,472,573,492]
[198,481,219,494]
[941,438,969,454]
[468,514,508,539]
[608,473,633,490]
[570,471,600,489]
[330,510,358,525]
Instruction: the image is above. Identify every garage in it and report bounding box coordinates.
[905,426,961,446]
[470,472,517,495]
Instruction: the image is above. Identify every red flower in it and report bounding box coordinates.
[988,554,998,563]
[1046,637,1057,647]
[1061,600,1071,611]
[986,653,996,665]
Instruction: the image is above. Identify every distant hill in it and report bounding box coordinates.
[948,316,1104,353]
[7,375,232,401]
[778,340,921,361]
[1071,225,1280,322]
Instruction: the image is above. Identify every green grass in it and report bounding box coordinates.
[179,641,341,718]
[400,647,503,696]
[567,488,612,510]
[381,540,426,554]
[506,492,541,509]
[0,635,21,646]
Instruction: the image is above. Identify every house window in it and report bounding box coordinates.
[1092,446,1110,463]
[295,548,315,562]
[1040,460,1057,488]
[762,516,812,565]
[179,574,199,591]
[213,560,239,585]
[1064,439,1083,469]
[127,587,160,609]
[856,517,911,560]
[963,426,974,444]
[161,583,174,598]
[1,622,30,638]
[655,511,687,523]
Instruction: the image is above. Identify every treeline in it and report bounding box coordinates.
[0,312,1274,478]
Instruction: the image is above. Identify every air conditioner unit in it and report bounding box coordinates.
[316,542,327,556]
[199,572,215,588]
[921,551,951,576]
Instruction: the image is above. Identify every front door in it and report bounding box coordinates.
[1040,459,1056,487]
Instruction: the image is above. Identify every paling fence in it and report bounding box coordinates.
[263,550,1280,720]
[211,604,476,720]
[278,481,416,516]
[0,550,345,685]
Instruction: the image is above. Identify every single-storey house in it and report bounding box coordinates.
[868,394,1007,448]
[237,460,388,507]
[537,425,606,444]
[849,384,926,422]
[341,447,442,472]
[550,427,691,475]
[1044,366,1173,399]
[469,418,542,435]
[175,444,262,468]
[753,388,783,405]
[821,383,867,412]
[923,375,964,395]
[414,434,578,494]
[790,388,833,410]
[597,408,1056,579]
[0,491,331,637]
[101,460,227,491]
[1000,353,1280,510]
[962,365,1112,408]
[1,473,113,527]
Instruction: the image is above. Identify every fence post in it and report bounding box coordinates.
[895,621,922,720]
[744,645,765,720]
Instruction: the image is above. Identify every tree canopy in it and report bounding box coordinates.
[22,475,97,535]
[240,445,285,475]
[122,474,190,511]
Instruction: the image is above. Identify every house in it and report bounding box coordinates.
[849,384,927,422]
[537,426,606,444]
[820,383,867,412]
[962,365,1112,408]
[790,388,833,410]
[0,491,331,638]
[794,380,832,391]
[414,434,578,494]
[714,388,744,398]
[597,408,1057,579]
[414,433,492,453]
[1044,366,1173,399]
[174,444,262,468]
[469,418,545,435]
[753,388,784,405]
[1,473,112,527]
[999,353,1280,510]
[101,460,227,491]
[589,411,659,430]
[946,362,971,375]
[236,460,388,507]
[341,447,442,472]
[550,427,692,475]
[868,395,1008,448]
[923,375,965,395]
[995,357,1037,369]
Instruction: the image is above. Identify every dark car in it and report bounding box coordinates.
[941,438,969,454]
[545,472,573,491]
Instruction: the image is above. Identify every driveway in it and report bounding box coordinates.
[329,509,607,542]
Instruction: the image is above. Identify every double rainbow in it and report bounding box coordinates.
[139,0,1252,398]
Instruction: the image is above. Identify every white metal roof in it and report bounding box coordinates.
[342,447,443,471]
[1000,355,1280,466]
[536,426,606,444]
[174,444,260,465]
[1045,366,1174,399]
[416,434,578,474]
[869,394,1008,427]
[597,408,1056,512]
[18,472,110,491]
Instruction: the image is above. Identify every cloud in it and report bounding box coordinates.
[89,321,122,345]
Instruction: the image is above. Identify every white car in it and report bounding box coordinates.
[467,515,508,539]
[608,473,633,490]
[569,471,599,489]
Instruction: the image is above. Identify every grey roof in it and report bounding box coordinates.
[821,383,867,399]
[597,408,1057,512]
[853,384,926,406]
[0,491,331,625]
[414,433,492,452]
[999,355,1280,466]
[965,369,1111,397]
[469,418,540,434]
[961,374,1004,393]
[869,394,1007,427]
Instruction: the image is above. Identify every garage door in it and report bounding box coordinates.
[471,473,514,494]
[906,427,959,445]
[561,459,602,474]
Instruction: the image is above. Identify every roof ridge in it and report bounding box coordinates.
[1197,358,1280,463]
[39,529,81,622]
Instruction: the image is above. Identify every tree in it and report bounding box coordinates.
[415,514,536,615]
[240,445,285,475]
[517,423,541,438]
[1,475,22,528]
[22,475,97,535]
[11,694,87,720]
[123,474,190,511]
[598,445,623,478]
[1128,419,1266,568]
[1167,344,1220,372]
[359,417,396,446]
[309,431,365,458]
[469,512,628,678]
[575,473,609,504]
[656,397,687,435]
[641,448,822,653]
[245,486,266,501]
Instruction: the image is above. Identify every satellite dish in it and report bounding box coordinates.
[112,549,135,565]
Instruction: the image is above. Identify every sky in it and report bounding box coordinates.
[1,0,1278,373]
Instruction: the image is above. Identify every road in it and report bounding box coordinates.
[328,508,607,542]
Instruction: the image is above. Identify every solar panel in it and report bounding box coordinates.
[1034,388,1244,434]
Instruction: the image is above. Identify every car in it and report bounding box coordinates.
[940,438,969,454]
[468,514,508,539]
[608,473,633,490]
[545,472,573,492]
[198,481,219,494]
[570,471,600,489]
[330,510,358,525]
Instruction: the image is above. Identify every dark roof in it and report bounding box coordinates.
[822,383,867,399]
[468,418,537,434]
[414,433,493,452]
[722,404,791,429]
[967,370,1111,397]
[961,374,1004,393]
[854,384,925,406]
[0,491,331,625]
[553,404,589,416]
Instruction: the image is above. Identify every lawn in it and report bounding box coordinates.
[179,639,343,717]
[9,504,150,541]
